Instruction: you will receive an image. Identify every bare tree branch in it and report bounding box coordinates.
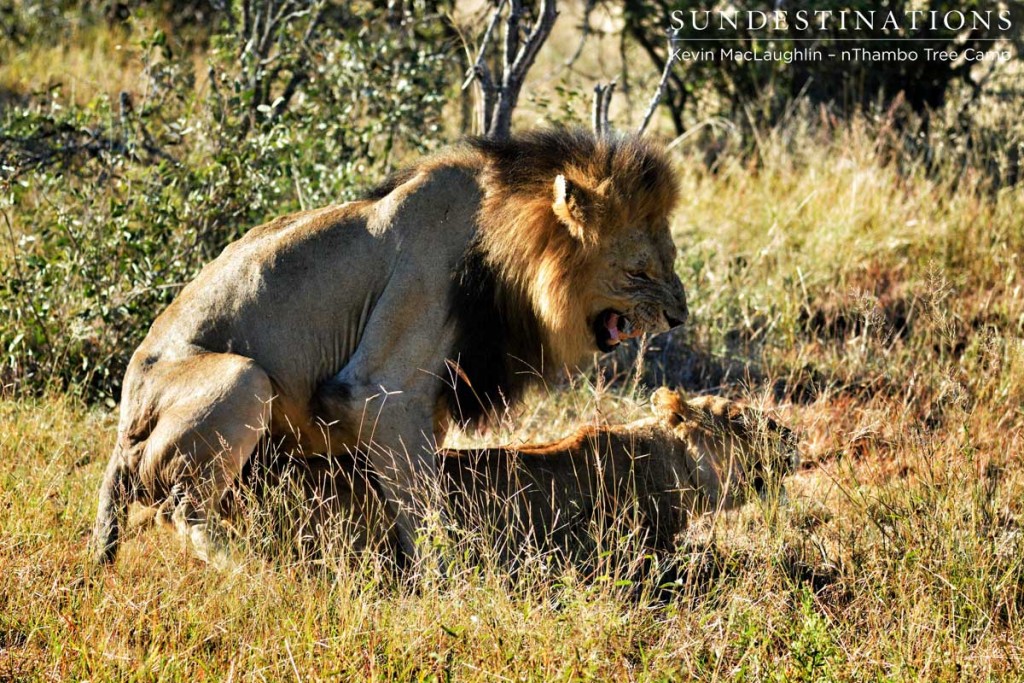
[503,0,522,80]
[461,0,506,133]
[592,80,615,138]
[226,0,328,135]
[564,0,597,69]
[490,0,558,139]
[637,31,676,135]
[461,0,505,90]
[242,0,252,46]
[462,0,559,140]
[507,0,557,82]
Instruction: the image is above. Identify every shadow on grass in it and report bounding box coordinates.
[597,328,827,404]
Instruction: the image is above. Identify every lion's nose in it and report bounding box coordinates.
[666,276,689,328]
[666,302,688,328]
[666,311,687,328]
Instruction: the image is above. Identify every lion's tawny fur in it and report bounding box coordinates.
[251,389,800,564]
[89,128,689,567]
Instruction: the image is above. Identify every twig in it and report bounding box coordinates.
[592,79,616,137]
[637,31,677,135]
[284,638,303,682]
[461,0,505,91]
[490,0,558,139]
[564,0,597,69]
[664,117,739,152]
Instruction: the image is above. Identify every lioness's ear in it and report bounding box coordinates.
[651,387,689,426]
[553,174,597,244]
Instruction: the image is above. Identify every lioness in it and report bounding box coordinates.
[252,388,800,565]
[89,129,688,567]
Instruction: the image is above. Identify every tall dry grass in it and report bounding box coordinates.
[3,2,1024,676]
[3,94,1024,678]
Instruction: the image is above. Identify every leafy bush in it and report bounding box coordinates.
[0,1,456,401]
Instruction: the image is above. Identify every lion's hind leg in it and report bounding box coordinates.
[103,353,272,567]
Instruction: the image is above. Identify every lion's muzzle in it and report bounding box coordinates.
[593,309,642,351]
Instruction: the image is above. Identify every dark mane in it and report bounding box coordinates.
[445,233,553,427]
[368,128,676,215]
[468,127,678,220]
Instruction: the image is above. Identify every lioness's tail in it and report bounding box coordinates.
[89,445,131,565]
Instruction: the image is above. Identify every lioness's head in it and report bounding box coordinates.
[474,129,687,366]
[650,387,800,509]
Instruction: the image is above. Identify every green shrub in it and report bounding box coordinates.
[0,1,456,401]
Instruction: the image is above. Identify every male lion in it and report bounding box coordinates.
[89,129,688,567]
[251,388,800,566]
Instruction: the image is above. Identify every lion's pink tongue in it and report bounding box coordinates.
[606,313,620,342]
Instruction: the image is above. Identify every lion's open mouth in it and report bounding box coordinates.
[593,309,641,352]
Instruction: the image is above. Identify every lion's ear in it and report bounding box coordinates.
[651,387,690,426]
[553,174,598,244]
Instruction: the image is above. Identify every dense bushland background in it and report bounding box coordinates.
[1,0,1023,679]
